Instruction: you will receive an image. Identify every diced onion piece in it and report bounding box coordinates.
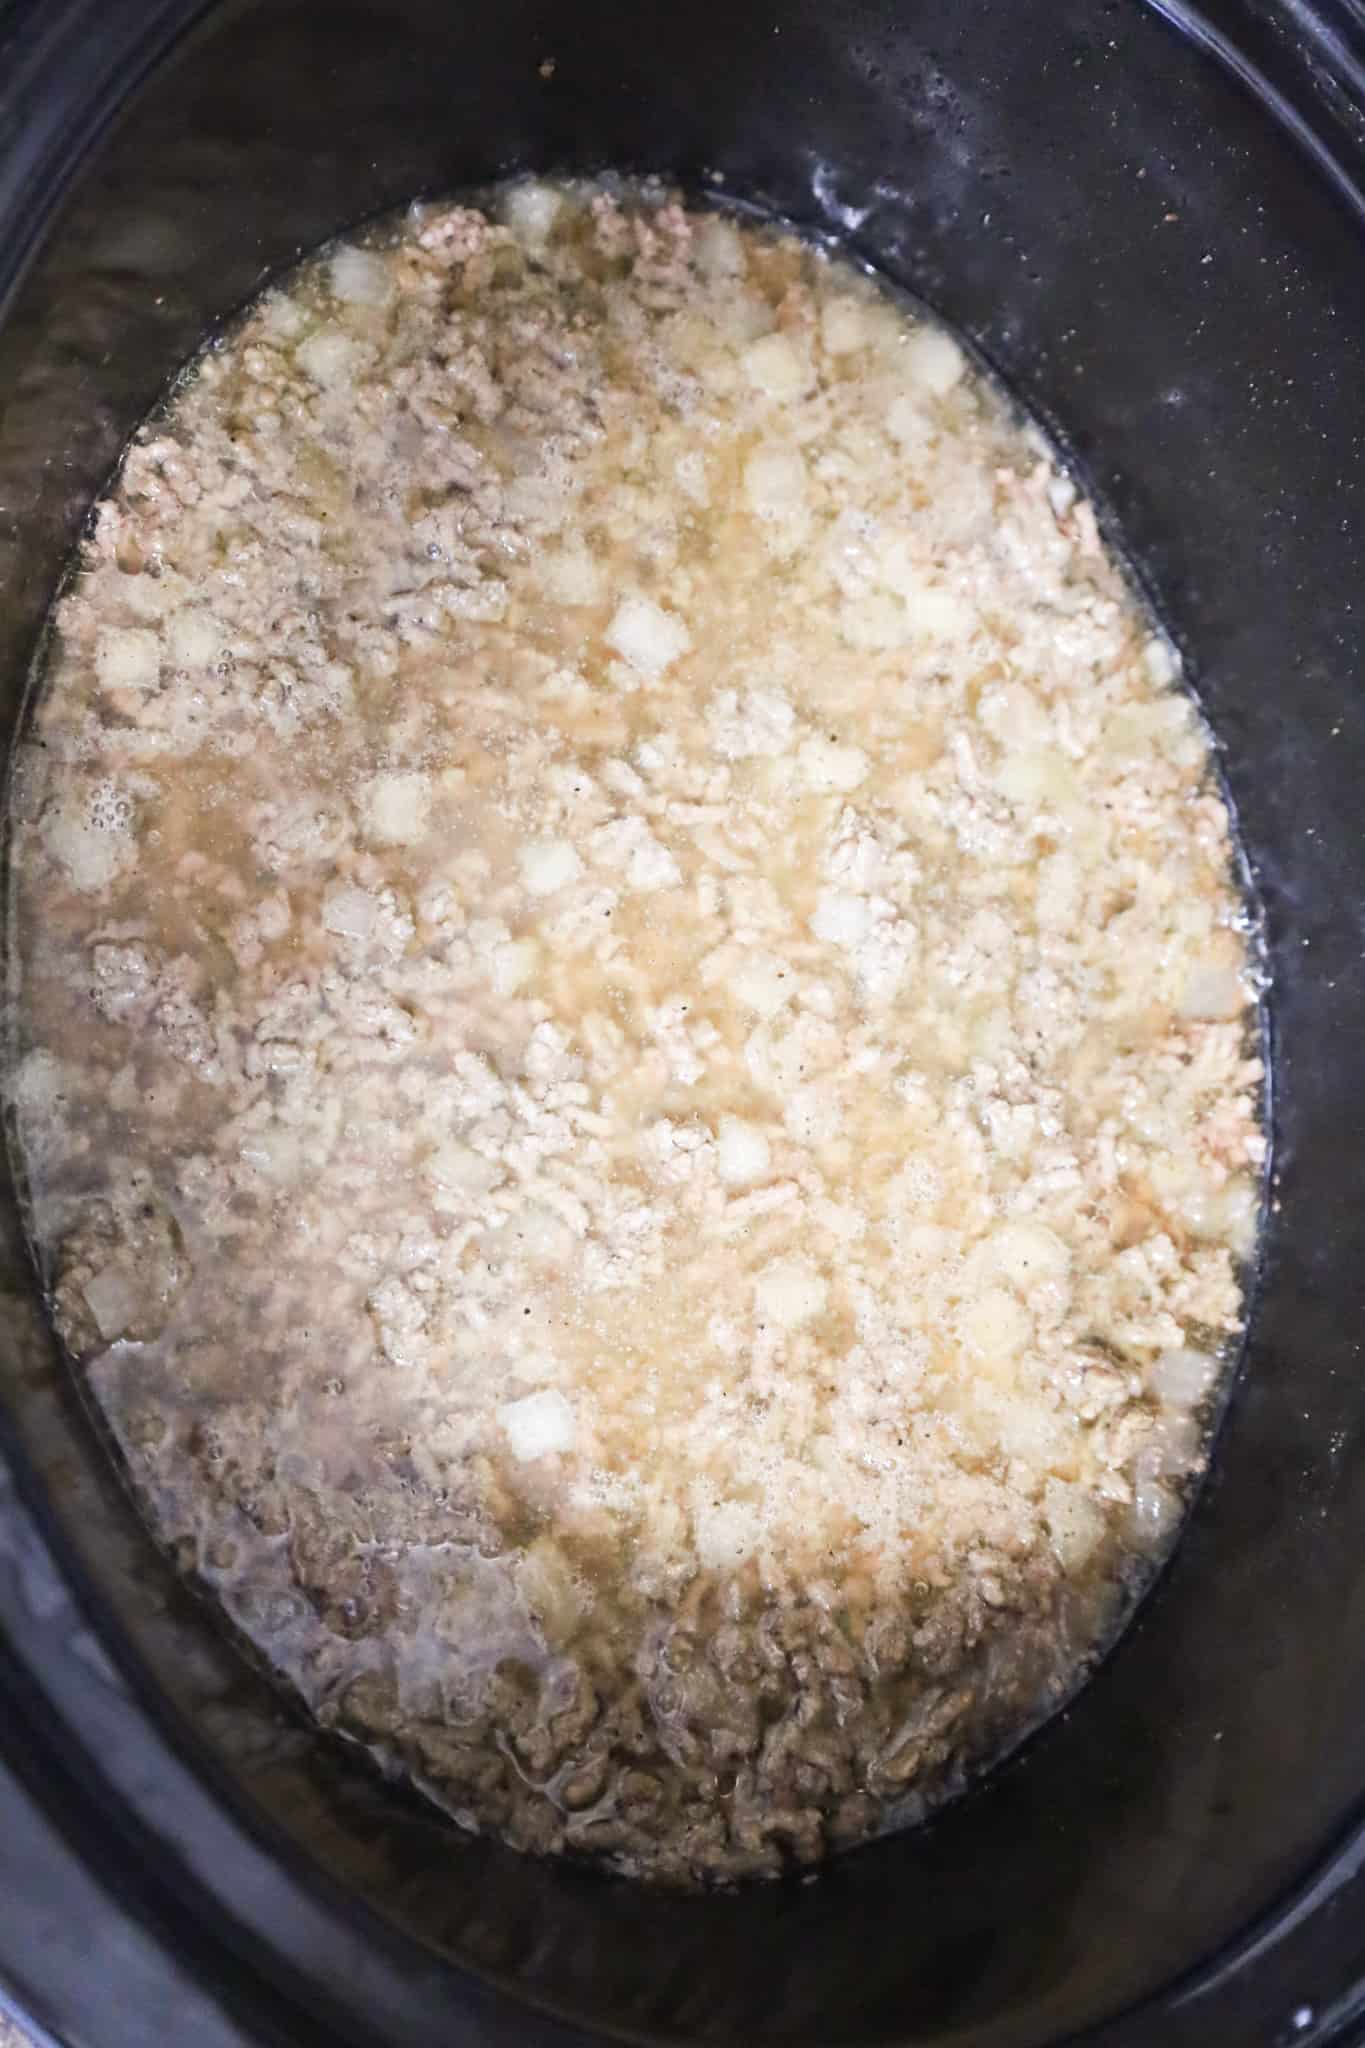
[520,839,583,896]
[1044,1478,1106,1571]
[605,596,691,678]
[499,1389,576,1461]
[716,1117,770,1187]
[82,1268,140,1344]
[329,246,391,306]
[1149,1347,1220,1409]
[903,326,967,395]
[755,1257,828,1329]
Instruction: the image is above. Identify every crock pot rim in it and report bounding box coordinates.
[2,4,1364,2045]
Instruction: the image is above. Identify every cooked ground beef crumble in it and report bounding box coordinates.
[6,180,1263,1885]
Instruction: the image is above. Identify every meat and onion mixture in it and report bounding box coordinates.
[7,181,1263,1885]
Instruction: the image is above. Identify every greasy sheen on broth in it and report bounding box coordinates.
[6,180,1264,1885]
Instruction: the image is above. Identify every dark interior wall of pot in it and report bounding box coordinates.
[3,4,1365,2045]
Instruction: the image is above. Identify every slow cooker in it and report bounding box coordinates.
[2,2,1365,2042]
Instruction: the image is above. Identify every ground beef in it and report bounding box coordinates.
[7,178,1263,1885]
